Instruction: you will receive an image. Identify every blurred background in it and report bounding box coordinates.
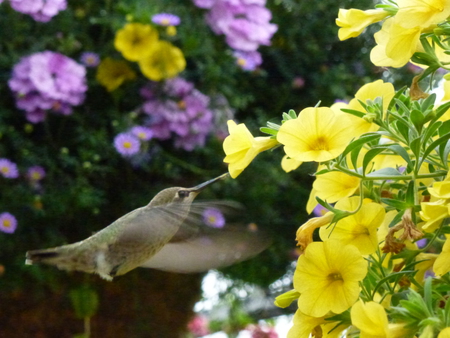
[0,0,413,337]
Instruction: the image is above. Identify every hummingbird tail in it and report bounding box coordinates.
[25,248,61,265]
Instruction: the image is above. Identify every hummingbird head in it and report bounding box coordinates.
[148,173,229,207]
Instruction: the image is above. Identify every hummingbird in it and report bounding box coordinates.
[25,173,270,281]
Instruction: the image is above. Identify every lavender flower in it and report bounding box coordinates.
[114,133,141,156]
[0,159,19,179]
[27,166,46,182]
[203,0,277,52]
[9,0,67,22]
[0,212,18,234]
[131,126,153,141]
[80,52,100,67]
[202,207,225,228]
[141,78,214,151]
[152,13,181,26]
[8,51,87,123]
[233,50,262,71]
[312,204,328,217]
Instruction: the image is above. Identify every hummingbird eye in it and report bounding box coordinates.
[178,190,190,198]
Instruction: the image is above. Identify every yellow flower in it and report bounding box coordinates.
[336,8,389,41]
[348,79,396,119]
[439,327,450,338]
[428,178,450,199]
[114,23,159,61]
[281,155,302,173]
[294,240,367,317]
[396,0,450,29]
[138,41,186,81]
[370,18,422,68]
[287,310,325,338]
[351,300,389,338]
[319,197,385,255]
[296,212,334,251]
[310,171,360,204]
[223,120,278,178]
[434,237,450,276]
[274,289,300,308]
[419,199,449,232]
[96,58,137,92]
[277,107,357,162]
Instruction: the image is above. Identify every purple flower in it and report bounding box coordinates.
[0,212,18,234]
[152,13,181,26]
[416,238,427,248]
[192,0,216,8]
[141,78,214,151]
[8,51,87,123]
[131,126,153,141]
[114,133,141,156]
[80,52,100,67]
[233,50,262,71]
[27,166,46,181]
[202,207,225,228]
[204,0,277,52]
[0,159,19,179]
[312,204,328,217]
[9,0,67,22]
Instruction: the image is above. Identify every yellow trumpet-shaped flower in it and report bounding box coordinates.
[371,18,422,68]
[434,237,450,276]
[415,253,438,284]
[287,310,325,338]
[296,212,334,251]
[309,171,361,206]
[320,197,385,255]
[96,58,137,92]
[281,155,302,173]
[336,8,389,41]
[351,300,389,338]
[138,41,186,81]
[223,120,278,178]
[114,23,159,61]
[396,0,450,29]
[419,199,449,232]
[294,240,367,317]
[277,107,357,163]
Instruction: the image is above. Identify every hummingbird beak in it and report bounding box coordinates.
[190,173,229,192]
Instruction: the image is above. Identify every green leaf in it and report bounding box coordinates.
[288,109,297,119]
[387,86,408,112]
[386,144,412,168]
[410,137,422,160]
[260,127,278,136]
[340,133,380,160]
[422,131,450,165]
[423,120,442,146]
[365,167,403,177]
[381,198,408,210]
[362,147,386,175]
[266,121,281,130]
[405,181,416,206]
[430,101,450,124]
[410,109,425,133]
[340,108,365,118]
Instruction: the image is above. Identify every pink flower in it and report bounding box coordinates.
[187,315,210,337]
[9,0,67,22]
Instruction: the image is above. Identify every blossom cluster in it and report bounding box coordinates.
[139,77,215,151]
[336,1,450,69]
[192,0,277,71]
[221,2,450,336]
[8,0,67,22]
[8,51,87,123]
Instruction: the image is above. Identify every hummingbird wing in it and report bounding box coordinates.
[139,202,272,273]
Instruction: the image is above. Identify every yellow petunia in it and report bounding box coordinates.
[419,199,449,232]
[351,300,389,337]
[415,253,438,284]
[396,0,450,29]
[294,240,367,317]
[138,41,186,81]
[433,237,450,276]
[114,23,159,61]
[336,8,390,41]
[311,171,361,204]
[296,212,334,251]
[281,155,302,173]
[287,309,325,338]
[320,197,385,255]
[277,107,358,163]
[223,120,278,178]
[370,18,422,68]
[96,58,137,92]
[439,327,450,338]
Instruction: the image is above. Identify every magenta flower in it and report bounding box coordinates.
[80,52,100,67]
[131,126,153,141]
[202,207,225,228]
[114,133,141,156]
[8,51,87,123]
[27,166,46,182]
[248,324,279,338]
[152,13,181,26]
[9,0,67,22]
[233,50,262,71]
[0,159,19,179]
[0,212,18,234]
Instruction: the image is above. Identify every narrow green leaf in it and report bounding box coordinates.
[362,147,386,175]
[266,121,281,130]
[423,120,442,146]
[340,133,380,159]
[386,144,412,167]
[410,109,425,133]
[423,131,450,163]
[430,101,450,124]
[405,181,415,206]
[365,167,403,177]
[288,109,297,119]
[410,137,422,159]
[260,127,278,136]
[340,108,365,118]
[381,198,408,209]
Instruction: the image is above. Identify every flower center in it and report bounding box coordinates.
[123,141,132,149]
[328,272,343,282]
[3,220,11,228]
[1,167,9,174]
[312,136,330,151]
[177,100,186,110]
